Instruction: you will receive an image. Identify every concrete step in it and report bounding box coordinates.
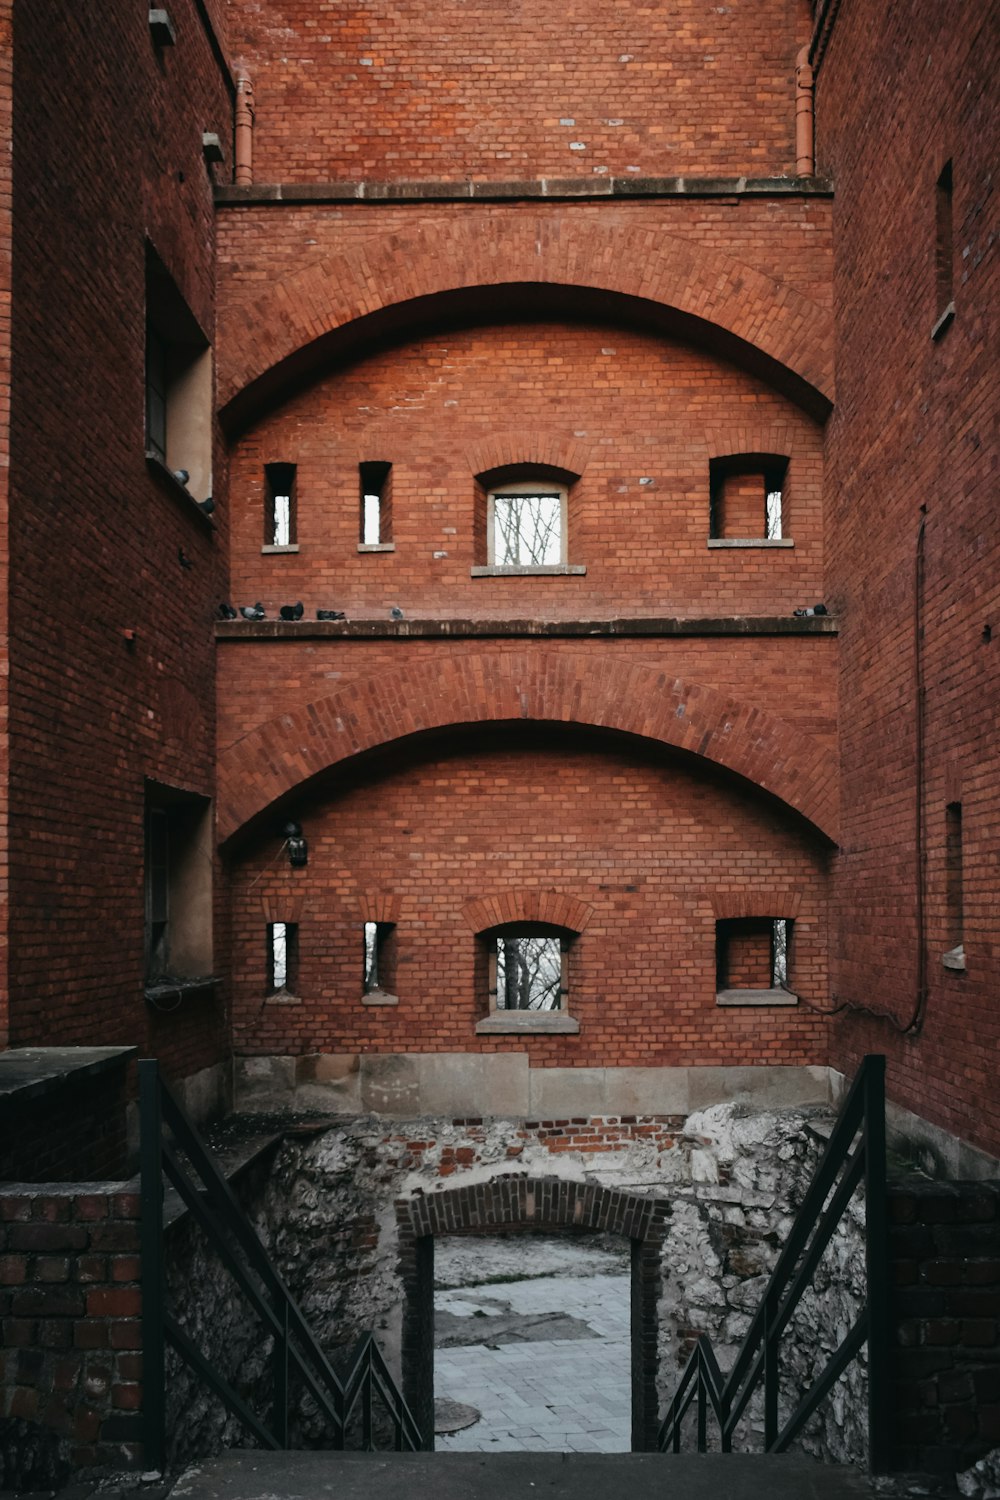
[171,1450,877,1500]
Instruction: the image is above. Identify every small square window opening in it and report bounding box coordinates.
[715,916,795,1004]
[494,934,563,1011]
[364,920,397,995]
[709,457,788,541]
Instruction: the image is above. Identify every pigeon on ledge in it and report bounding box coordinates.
[217,603,238,619]
[279,602,304,621]
[316,609,346,621]
[172,468,190,485]
[198,497,215,515]
[390,605,405,620]
[793,603,828,617]
[240,602,266,621]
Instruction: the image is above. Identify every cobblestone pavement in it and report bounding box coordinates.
[433,1235,632,1453]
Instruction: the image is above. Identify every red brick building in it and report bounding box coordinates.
[0,0,995,1165]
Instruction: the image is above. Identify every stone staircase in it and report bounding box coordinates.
[171,1450,877,1499]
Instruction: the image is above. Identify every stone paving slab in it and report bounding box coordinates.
[170,1451,877,1499]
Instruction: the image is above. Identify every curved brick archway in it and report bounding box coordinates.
[395,1174,670,1450]
[217,651,838,845]
[217,219,834,429]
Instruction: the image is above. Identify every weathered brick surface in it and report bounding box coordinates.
[888,1183,1000,1472]
[816,3,1000,1158]
[0,0,12,1051]
[215,207,835,424]
[230,735,831,1065]
[0,1075,128,1183]
[227,0,809,184]
[5,0,232,1078]
[0,1187,142,1470]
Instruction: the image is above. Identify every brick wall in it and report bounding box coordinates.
[229,733,832,1066]
[6,0,232,1081]
[889,1181,1000,1473]
[227,0,810,183]
[0,1082,128,1185]
[225,318,824,620]
[0,1187,142,1477]
[816,1,1000,1158]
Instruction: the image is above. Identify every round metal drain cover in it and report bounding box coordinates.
[434,1398,481,1434]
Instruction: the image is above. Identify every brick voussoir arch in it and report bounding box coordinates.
[217,651,839,844]
[460,889,595,934]
[218,219,834,423]
[395,1174,671,1449]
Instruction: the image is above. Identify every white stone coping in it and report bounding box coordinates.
[706,537,795,548]
[716,987,799,1007]
[470,564,587,577]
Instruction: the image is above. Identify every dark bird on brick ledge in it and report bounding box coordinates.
[178,548,193,570]
[317,609,346,621]
[217,602,238,619]
[279,601,304,621]
[239,602,266,621]
[390,605,405,620]
[198,496,215,515]
[172,468,190,485]
[793,603,829,617]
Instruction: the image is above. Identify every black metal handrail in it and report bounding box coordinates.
[658,1053,889,1471]
[139,1059,421,1471]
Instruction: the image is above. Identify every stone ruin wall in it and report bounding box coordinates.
[163,1102,866,1467]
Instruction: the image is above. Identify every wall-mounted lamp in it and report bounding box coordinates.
[284,821,308,868]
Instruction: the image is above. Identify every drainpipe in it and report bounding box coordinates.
[234,69,255,186]
[795,46,815,177]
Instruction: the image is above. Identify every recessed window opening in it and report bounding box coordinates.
[944,801,964,967]
[144,784,213,991]
[709,456,788,541]
[267,921,299,993]
[493,934,563,1010]
[935,159,954,322]
[715,916,793,997]
[265,463,296,547]
[360,461,392,545]
[364,920,397,993]
[489,482,566,567]
[145,243,213,502]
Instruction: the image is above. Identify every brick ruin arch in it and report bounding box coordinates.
[216,650,839,845]
[395,1175,670,1451]
[217,218,834,430]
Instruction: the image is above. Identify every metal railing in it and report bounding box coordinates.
[139,1059,421,1471]
[658,1053,889,1471]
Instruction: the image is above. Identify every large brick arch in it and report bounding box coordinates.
[395,1174,671,1449]
[217,219,834,429]
[217,651,838,844]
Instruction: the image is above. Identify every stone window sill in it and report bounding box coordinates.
[145,452,215,532]
[716,987,799,1007]
[476,1011,580,1034]
[145,976,218,1006]
[262,543,300,555]
[362,987,399,1006]
[471,564,587,577]
[942,944,966,972]
[265,988,302,1005]
[358,542,396,553]
[707,538,794,549]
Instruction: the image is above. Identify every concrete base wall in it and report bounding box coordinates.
[234,1053,834,1119]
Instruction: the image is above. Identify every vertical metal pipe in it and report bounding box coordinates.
[795,47,815,177]
[234,70,255,186]
[139,1060,166,1476]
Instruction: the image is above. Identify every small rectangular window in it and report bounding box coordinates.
[145,244,213,502]
[144,785,213,989]
[715,916,795,1002]
[360,462,392,545]
[267,921,299,993]
[943,801,965,968]
[935,160,954,328]
[710,458,788,541]
[363,920,397,996]
[265,463,297,547]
